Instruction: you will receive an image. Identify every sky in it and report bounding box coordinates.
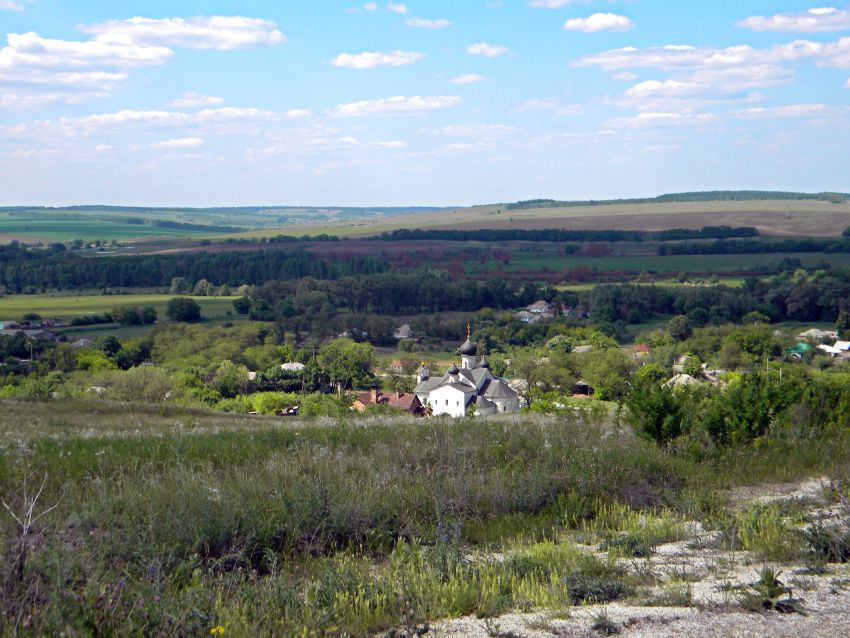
[0,0,849,207]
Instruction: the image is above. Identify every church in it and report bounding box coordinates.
[414,329,520,418]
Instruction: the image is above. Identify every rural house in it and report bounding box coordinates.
[352,385,425,416]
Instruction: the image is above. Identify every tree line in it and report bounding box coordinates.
[658,238,850,256]
[0,250,387,292]
[507,190,849,209]
[374,226,758,243]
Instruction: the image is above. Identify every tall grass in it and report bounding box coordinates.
[2,399,850,634]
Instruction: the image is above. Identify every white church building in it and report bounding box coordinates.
[414,331,520,418]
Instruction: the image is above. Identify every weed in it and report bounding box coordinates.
[801,522,850,564]
[591,610,620,635]
[721,504,805,562]
[738,567,807,615]
[641,582,694,607]
[599,535,652,558]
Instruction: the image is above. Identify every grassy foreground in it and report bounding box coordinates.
[1,400,850,636]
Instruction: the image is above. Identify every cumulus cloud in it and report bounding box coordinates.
[407,18,451,29]
[528,0,575,7]
[0,31,172,106]
[170,92,224,108]
[422,124,516,136]
[80,16,285,50]
[333,95,462,117]
[564,13,635,33]
[0,15,286,108]
[609,111,719,128]
[364,3,378,10]
[0,0,23,10]
[516,98,583,115]
[154,137,205,149]
[467,42,509,57]
[331,50,424,68]
[733,103,835,118]
[387,2,408,14]
[450,73,486,84]
[739,7,850,33]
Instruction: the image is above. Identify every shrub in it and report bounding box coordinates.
[166,297,202,322]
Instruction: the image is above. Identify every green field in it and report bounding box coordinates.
[0,217,208,242]
[0,293,236,321]
[500,252,850,274]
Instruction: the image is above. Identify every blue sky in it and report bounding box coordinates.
[0,1,848,206]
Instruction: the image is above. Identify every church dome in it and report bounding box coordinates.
[459,339,478,356]
[447,363,459,375]
[479,357,490,369]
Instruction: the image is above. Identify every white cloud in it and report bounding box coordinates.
[95,144,113,152]
[609,111,719,128]
[81,16,285,50]
[450,73,486,84]
[739,8,850,33]
[331,50,424,69]
[154,137,205,149]
[284,109,313,119]
[733,103,834,118]
[574,41,824,72]
[376,140,407,148]
[467,42,509,57]
[0,31,172,106]
[1,31,173,70]
[528,0,575,8]
[423,124,516,136]
[387,2,409,15]
[333,95,462,117]
[564,13,635,33]
[517,98,583,115]
[170,92,224,108]
[846,78,850,87]
[407,18,451,29]
[364,3,378,10]
[613,71,638,81]
[0,0,23,11]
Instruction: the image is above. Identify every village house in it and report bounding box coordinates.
[393,324,419,341]
[799,328,838,341]
[527,300,553,315]
[414,330,520,418]
[352,385,425,416]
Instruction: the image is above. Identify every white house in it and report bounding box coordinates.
[414,332,520,418]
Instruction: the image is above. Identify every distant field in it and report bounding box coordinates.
[0,218,202,242]
[222,199,850,240]
[0,293,236,321]
[493,251,850,274]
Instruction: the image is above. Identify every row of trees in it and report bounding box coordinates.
[0,249,387,292]
[375,226,758,244]
[658,238,850,256]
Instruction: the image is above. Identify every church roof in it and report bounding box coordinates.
[476,396,496,409]
[459,338,478,356]
[481,379,518,399]
[414,377,443,394]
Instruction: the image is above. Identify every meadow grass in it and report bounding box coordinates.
[0,217,198,242]
[0,293,236,321]
[2,400,850,635]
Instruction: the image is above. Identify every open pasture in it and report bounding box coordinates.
[0,293,236,321]
[213,199,850,240]
[497,251,850,275]
[0,217,201,242]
